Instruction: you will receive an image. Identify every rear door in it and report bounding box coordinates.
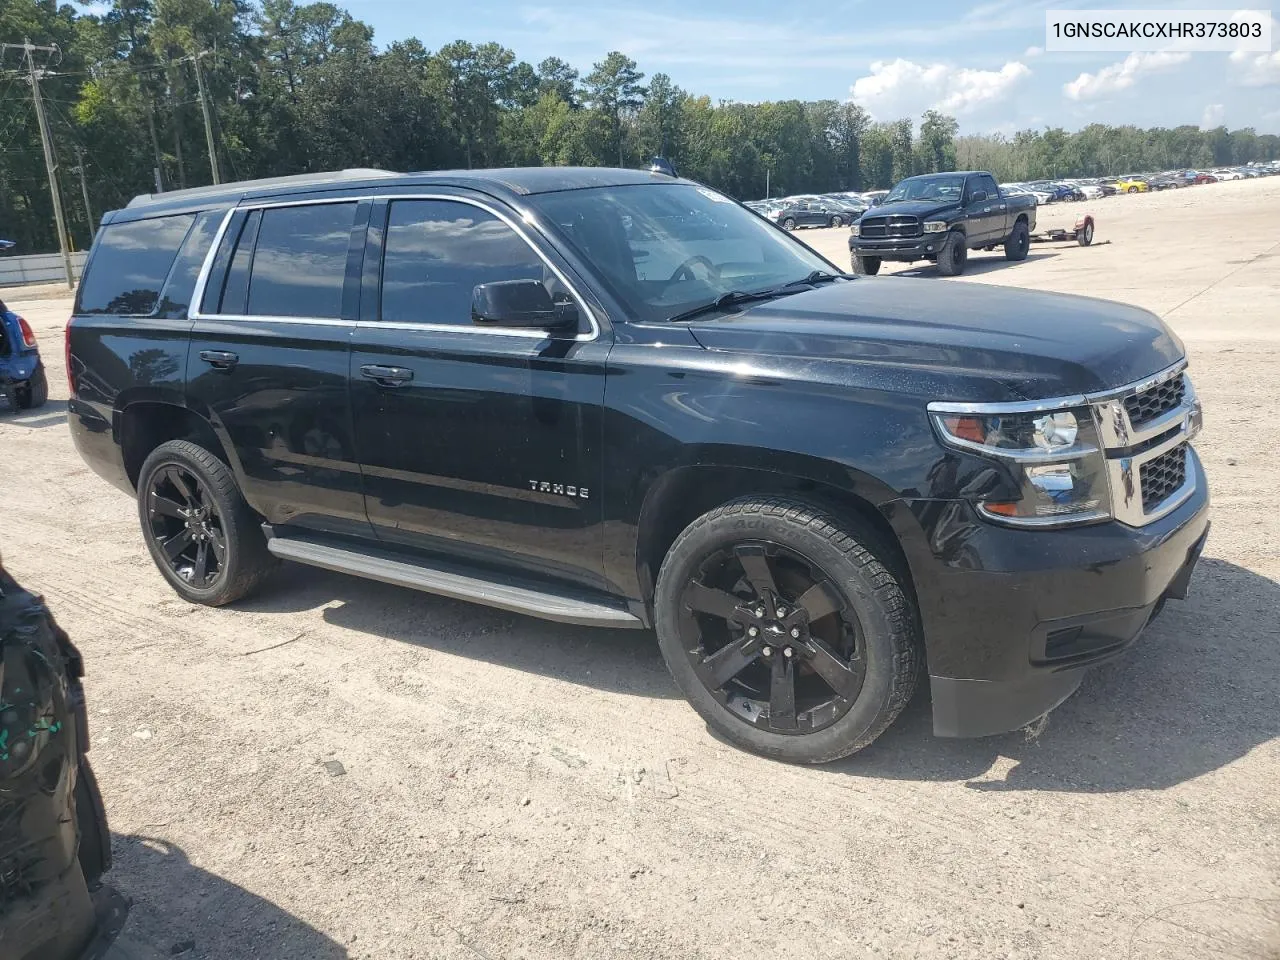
[348,193,610,591]
[186,198,370,537]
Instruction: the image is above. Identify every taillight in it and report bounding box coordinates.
[17,315,36,348]
[65,316,75,395]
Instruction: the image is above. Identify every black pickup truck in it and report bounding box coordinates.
[849,171,1037,276]
[66,167,1208,763]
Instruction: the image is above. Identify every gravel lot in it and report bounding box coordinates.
[1,178,1277,960]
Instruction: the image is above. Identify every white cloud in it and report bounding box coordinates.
[1024,45,1044,58]
[1200,103,1224,129]
[1229,48,1280,87]
[850,59,1031,119]
[1063,51,1191,101]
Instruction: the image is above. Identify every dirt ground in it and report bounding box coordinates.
[2,177,1278,960]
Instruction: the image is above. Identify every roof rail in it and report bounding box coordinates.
[125,168,398,208]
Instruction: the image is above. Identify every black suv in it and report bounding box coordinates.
[67,167,1209,763]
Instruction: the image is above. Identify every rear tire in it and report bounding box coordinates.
[136,439,275,606]
[654,497,921,763]
[851,255,881,276]
[1127,186,1139,194]
[16,365,48,409]
[936,231,967,276]
[829,215,844,228]
[1004,220,1030,261]
[782,217,797,231]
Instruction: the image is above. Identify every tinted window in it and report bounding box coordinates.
[156,210,221,319]
[77,214,195,315]
[218,210,261,315]
[980,175,1001,198]
[530,183,831,323]
[380,200,547,325]
[245,203,355,318]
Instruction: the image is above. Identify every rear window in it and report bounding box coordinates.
[77,214,197,315]
[156,211,222,319]
[244,203,356,318]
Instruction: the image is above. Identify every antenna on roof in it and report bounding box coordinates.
[648,157,678,178]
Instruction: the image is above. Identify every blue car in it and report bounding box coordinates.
[0,298,48,410]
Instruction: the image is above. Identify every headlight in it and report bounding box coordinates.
[931,405,1111,526]
[850,224,860,237]
[922,221,947,233]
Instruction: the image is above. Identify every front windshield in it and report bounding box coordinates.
[528,183,834,323]
[883,175,966,204]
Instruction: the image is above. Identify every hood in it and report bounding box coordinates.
[685,277,1184,403]
[859,199,958,219]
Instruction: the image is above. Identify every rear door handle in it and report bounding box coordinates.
[360,364,414,387]
[199,349,239,370]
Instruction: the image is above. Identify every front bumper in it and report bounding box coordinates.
[889,452,1210,738]
[849,236,943,262]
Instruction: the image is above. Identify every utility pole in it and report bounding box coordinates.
[74,146,94,236]
[193,51,220,184]
[6,41,75,288]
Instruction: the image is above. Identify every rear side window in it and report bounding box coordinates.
[77,214,196,315]
[244,203,356,318]
[156,210,222,319]
[380,199,546,325]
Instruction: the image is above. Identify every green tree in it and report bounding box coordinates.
[582,51,646,167]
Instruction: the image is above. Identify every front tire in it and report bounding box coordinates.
[1004,220,1030,261]
[936,231,967,276]
[851,255,881,276]
[654,497,921,763]
[829,215,844,228]
[136,439,275,606]
[1127,186,1139,194]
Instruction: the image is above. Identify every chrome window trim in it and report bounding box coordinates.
[188,194,601,342]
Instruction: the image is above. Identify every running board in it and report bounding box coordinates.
[266,534,644,629]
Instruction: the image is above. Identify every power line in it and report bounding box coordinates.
[0,41,74,288]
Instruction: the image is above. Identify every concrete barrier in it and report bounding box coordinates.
[0,253,87,288]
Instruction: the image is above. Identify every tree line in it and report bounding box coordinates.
[2,0,1277,254]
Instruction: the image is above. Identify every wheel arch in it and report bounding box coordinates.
[634,459,915,619]
[118,399,242,491]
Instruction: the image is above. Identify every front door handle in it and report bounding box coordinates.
[360,364,414,387]
[199,349,239,370]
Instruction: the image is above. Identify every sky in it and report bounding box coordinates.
[341,0,1280,134]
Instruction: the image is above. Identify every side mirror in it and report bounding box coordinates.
[970,190,987,204]
[471,279,573,329]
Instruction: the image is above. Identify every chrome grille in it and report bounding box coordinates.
[858,215,922,239]
[1139,444,1188,511]
[1124,376,1185,426]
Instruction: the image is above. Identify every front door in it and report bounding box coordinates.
[348,195,609,591]
[186,200,369,536]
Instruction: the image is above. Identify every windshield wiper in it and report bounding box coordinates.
[667,289,791,323]
[781,270,852,289]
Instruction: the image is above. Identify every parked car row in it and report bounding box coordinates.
[749,160,1280,228]
[745,191,882,230]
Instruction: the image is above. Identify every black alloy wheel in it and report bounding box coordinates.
[136,439,275,605]
[144,463,227,590]
[677,541,865,734]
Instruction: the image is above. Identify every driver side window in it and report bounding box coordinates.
[380,199,558,326]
